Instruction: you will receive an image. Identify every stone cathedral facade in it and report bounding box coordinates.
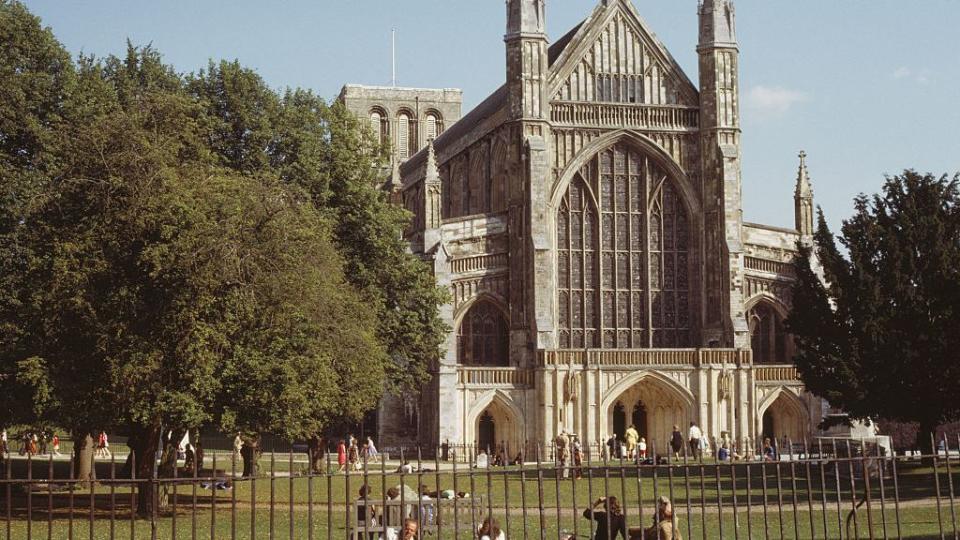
[343,0,827,453]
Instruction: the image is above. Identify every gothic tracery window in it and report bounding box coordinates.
[457,300,509,366]
[748,302,789,364]
[557,143,692,349]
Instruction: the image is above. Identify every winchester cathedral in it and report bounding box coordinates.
[340,0,825,453]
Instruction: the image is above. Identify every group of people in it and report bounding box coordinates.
[599,422,769,464]
[337,435,379,472]
[583,495,682,540]
[0,429,63,458]
[555,431,585,479]
[606,428,648,462]
[353,482,478,540]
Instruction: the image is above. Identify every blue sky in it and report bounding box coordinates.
[25,0,960,232]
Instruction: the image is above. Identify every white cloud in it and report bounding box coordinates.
[892,66,932,85]
[745,85,808,118]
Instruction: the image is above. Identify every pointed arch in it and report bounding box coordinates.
[551,130,699,217]
[600,370,695,447]
[601,370,695,413]
[757,387,810,443]
[554,131,698,348]
[746,296,791,364]
[466,389,526,453]
[456,296,510,367]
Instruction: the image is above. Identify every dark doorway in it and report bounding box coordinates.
[632,401,648,439]
[762,410,775,442]
[613,402,626,440]
[478,411,496,452]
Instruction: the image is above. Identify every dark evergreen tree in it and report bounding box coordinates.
[788,171,960,453]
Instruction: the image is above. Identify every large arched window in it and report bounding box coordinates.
[557,143,692,349]
[748,301,789,364]
[457,301,509,366]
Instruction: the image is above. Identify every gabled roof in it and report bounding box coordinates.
[401,0,700,180]
[547,0,698,104]
[548,22,584,66]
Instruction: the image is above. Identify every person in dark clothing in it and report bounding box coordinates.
[583,496,627,540]
[670,426,684,460]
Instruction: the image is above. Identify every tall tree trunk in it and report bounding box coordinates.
[129,424,162,517]
[72,432,95,488]
[308,436,325,473]
[918,420,937,466]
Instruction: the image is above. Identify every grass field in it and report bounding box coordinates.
[3,454,959,539]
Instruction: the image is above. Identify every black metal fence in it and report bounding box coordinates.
[1,435,958,539]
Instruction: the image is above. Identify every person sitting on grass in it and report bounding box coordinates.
[386,518,418,540]
[583,496,626,540]
[644,496,681,540]
[478,515,507,540]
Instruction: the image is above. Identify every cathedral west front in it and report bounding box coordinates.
[340,0,825,455]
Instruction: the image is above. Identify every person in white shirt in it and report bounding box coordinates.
[688,422,703,459]
[366,437,378,462]
[232,433,243,465]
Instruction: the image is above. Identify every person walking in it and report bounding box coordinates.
[337,440,347,473]
[687,422,702,460]
[670,426,683,460]
[625,425,639,460]
[556,431,569,478]
[0,429,7,458]
[232,432,243,465]
[51,433,61,457]
[638,437,648,461]
[366,437,379,462]
[583,496,627,540]
[572,436,584,480]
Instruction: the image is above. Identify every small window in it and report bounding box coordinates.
[425,112,443,141]
[397,113,410,159]
[370,111,382,145]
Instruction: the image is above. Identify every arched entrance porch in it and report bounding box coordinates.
[759,389,809,445]
[602,372,694,452]
[466,391,525,457]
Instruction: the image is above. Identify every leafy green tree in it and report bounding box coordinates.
[1,4,447,509]
[0,0,74,414]
[188,64,448,395]
[788,171,960,453]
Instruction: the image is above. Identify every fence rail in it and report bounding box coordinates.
[1,434,959,539]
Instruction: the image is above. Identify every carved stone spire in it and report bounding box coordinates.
[794,150,815,237]
[424,140,442,232]
[505,0,548,121]
[506,0,545,38]
[425,139,440,186]
[698,0,737,47]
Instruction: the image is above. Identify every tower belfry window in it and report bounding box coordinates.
[397,113,410,159]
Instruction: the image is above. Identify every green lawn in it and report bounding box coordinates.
[3,457,959,539]
[0,504,953,539]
